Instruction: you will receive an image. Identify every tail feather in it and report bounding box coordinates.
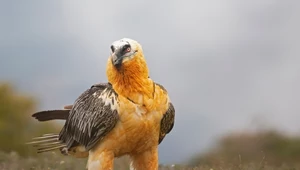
[34,141,62,147]
[31,134,59,140]
[42,133,59,136]
[32,110,69,121]
[37,144,67,153]
[27,137,58,145]
[27,134,66,153]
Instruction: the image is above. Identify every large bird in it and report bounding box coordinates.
[28,38,175,170]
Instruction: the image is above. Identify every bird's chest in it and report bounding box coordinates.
[115,97,164,153]
[118,94,164,123]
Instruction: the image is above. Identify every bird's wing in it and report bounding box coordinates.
[59,83,119,151]
[159,102,175,144]
[155,83,175,144]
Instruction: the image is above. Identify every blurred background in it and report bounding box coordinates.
[1,0,300,169]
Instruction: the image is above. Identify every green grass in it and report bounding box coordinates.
[0,151,299,170]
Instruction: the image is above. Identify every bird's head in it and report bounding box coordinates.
[106,38,151,95]
[109,38,144,70]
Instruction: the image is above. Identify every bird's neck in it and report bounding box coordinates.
[106,56,153,100]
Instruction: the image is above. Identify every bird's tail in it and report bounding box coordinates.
[26,134,67,153]
[32,110,70,122]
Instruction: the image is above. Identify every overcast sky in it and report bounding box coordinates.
[1,0,300,164]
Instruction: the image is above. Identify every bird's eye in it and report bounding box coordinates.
[122,44,131,53]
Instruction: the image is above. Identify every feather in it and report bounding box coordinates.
[64,105,73,110]
[37,145,66,153]
[27,134,66,153]
[32,110,69,121]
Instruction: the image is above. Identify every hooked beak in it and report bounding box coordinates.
[111,48,123,69]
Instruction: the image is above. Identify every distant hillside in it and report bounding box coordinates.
[189,130,300,168]
[0,83,61,157]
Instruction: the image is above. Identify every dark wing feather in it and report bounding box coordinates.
[155,83,175,144]
[159,103,175,144]
[32,105,73,122]
[59,83,119,151]
[32,110,70,121]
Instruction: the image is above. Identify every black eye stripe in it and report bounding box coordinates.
[122,44,130,51]
[111,45,115,53]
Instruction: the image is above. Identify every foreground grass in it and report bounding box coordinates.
[0,151,299,170]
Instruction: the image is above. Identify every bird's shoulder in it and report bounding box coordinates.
[67,82,119,121]
[75,83,119,106]
[83,83,117,97]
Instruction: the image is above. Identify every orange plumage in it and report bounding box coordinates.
[89,39,170,170]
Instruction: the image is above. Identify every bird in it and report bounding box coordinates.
[28,38,175,170]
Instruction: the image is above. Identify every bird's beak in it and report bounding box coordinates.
[111,48,123,69]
